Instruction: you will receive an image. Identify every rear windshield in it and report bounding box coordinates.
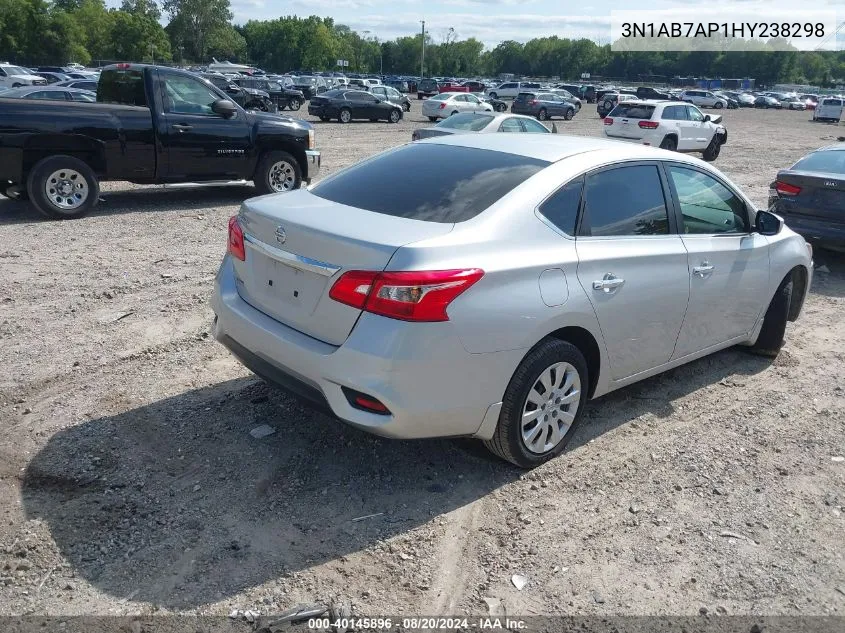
[791,151,845,173]
[437,113,494,131]
[428,93,449,101]
[609,103,655,119]
[97,69,147,107]
[419,79,438,90]
[310,144,549,223]
[822,99,842,106]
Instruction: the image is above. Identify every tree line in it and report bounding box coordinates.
[1,0,844,87]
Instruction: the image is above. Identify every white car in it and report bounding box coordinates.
[603,100,727,161]
[422,92,494,121]
[813,97,843,123]
[0,64,47,88]
[679,89,728,109]
[487,81,542,100]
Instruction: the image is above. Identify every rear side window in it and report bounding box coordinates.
[582,166,670,237]
[311,144,549,223]
[539,177,582,235]
[98,69,147,107]
[609,104,654,119]
[438,113,493,131]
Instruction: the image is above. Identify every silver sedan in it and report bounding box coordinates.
[412,112,555,140]
[421,92,493,121]
[211,135,813,468]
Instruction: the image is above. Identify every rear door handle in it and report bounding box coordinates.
[172,124,193,132]
[592,273,625,293]
[693,262,715,277]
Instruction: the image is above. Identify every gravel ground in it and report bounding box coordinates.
[0,103,844,620]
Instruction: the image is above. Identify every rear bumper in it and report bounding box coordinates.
[211,256,520,440]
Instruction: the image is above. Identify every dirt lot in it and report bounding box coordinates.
[1,103,844,620]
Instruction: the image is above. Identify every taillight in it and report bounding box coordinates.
[227,216,245,261]
[604,117,613,125]
[330,269,484,322]
[529,99,537,106]
[638,120,659,128]
[775,181,801,196]
[439,102,446,109]
[115,63,131,70]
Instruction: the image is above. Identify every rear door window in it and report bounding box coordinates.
[310,144,549,223]
[582,165,670,237]
[662,105,688,120]
[539,177,583,235]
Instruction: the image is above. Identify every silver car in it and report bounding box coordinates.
[421,92,493,121]
[211,135,813,468]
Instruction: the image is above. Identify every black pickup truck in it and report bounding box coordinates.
[0,63,321,219]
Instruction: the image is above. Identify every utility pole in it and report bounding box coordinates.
[420,20,425,79]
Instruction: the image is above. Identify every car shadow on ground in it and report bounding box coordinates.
[809,248,845,299]
[0,185,258,225]
[21,346,771,609]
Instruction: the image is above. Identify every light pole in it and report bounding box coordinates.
[420,20,426,79]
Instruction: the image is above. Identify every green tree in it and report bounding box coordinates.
[163,0,232,62]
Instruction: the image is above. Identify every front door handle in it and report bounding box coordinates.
[693,262,715,277]
[592,273,625,293]
[172,124,193,132]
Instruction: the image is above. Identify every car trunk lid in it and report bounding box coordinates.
[775,170,845,224]
[234,190,454,345]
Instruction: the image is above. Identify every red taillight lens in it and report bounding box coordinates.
[775,181,801,196]
[603,117,613,125]
[439,102,446,109]
[115,63,131,70]
[638,120,659,128]
[330,269,484,322]
[227,216,246,261]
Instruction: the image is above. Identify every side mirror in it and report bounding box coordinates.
[756,209,784,236]
[703,114,711,122]
[212,99,237,118]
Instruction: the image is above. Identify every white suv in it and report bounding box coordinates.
[487,81,542,100]
[0,63,47,88]
[603,100,727,161]
[679,89,728,109]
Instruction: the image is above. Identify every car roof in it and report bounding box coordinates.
[418,133,702,164]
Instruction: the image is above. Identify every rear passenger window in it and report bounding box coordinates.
[662,105,687,120]
[539,177,582,235]
[582,166,670,237]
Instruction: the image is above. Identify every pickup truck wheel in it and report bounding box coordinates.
[288,98,301,111]
[484,339,588,469]
[254,151,302,195]
[389,109,401,123]
[702,136,722,162]
[338,108,352,124]
[564,108,574,120]
[659,136,678,151]
[27,156,99,219]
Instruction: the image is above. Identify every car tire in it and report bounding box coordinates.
[496,103,507,112]
[484,338,589,469]
[659,135,678,151]
[389,109,401,123]
[748,277,793,358]
[602,99,613,111]
[403,102,411,112]
[537,108,548,121]
[489,92,498,100]
[288,98,301,111]
[428,116,438,122]
[253,150,302,195]
[338,108,352,123]
[564,108,574,120]
[702,136,722,162]
[714,101,724,109]
[27,155,99,220]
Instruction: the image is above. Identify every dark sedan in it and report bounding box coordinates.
[473,92,507,112]
[755,96,782,109]
[511,92,576,121]
[55,79,98,91]
[36,71,72,84]
[308,89,403,123]
[769,145,845,249]
[236,77,305,111]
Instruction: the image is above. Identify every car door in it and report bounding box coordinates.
[371,86,386,101]
[574,163,690,381]
[662,105,692,149]
[684,105,710,149]
[663,163,771,358]
[465,93,486,112]
[498,118,523,133]
[159,71,252,180]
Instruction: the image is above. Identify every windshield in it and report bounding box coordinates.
[311,144,549,223]
[436,113,494,131]
[5,66,31,76]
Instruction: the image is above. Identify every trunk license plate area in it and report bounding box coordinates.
[812,188,845,208]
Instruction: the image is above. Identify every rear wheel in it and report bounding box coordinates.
[659,135,678,151]
[254,150,302,195]
[702,135,722,162]
[714,101,724,109]
[27,155,99,220]
[288,98,301,111]
[496,102,507,112]
[748,277,793,358]
[484,339,588,468]
[338,108,352,123]
[564,108,574,120]
[537,108,548,121]
[389,109,401,123]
